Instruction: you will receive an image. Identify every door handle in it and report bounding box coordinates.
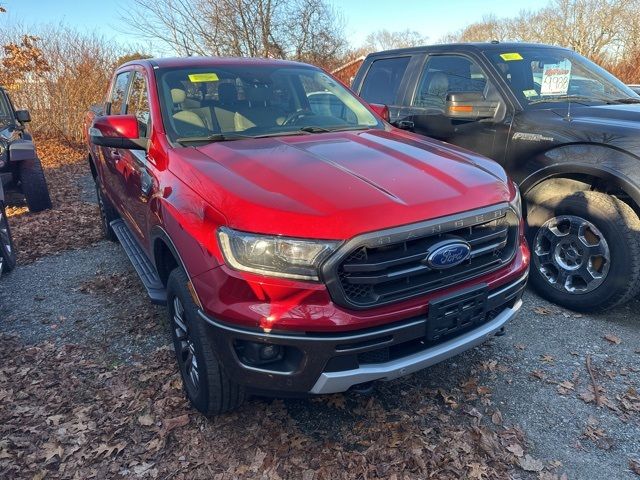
[110,149,123,162]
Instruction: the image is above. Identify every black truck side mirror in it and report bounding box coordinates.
[445,92,498,120]
[15,110,31,123]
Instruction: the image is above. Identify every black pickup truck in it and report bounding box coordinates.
[353,42,640,312]
[0,86,51,212]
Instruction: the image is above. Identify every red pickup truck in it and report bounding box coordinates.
[85,57,529,415]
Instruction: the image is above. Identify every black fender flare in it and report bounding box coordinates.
[520,144,640,210]
[8,138,38,163]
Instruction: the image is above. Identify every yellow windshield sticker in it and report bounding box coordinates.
[500,53,523,61]
[523,89,538,98]
[188,73,219,82]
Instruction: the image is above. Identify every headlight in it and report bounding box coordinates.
[217,227,341,281]
[509,181,522,218]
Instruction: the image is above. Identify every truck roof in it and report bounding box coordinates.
[118,56,312,71]
[365,42,571,57]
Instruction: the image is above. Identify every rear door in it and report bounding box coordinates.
[355,55,417,124]
[118,69,156,245]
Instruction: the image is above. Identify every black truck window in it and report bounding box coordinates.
[413,56,487,111]
[360,57,410,106]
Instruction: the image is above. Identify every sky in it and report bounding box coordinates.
[3,0,531,53]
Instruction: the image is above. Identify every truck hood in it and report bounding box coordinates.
[551,103,640,128]
[172,129,511,239]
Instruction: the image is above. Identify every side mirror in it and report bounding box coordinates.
[89,115,147,150]
[368,103,390,122]
[445,92,498,120]
[15,110,31,123]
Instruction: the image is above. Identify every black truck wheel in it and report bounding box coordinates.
[19,156,52,212]
[167,267,245,415]
[0,201,17,274]
[527,191,640,312]
[94,181,119,242]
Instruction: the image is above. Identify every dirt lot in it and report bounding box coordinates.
[0,140,639,479]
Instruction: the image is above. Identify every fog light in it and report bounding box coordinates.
[259,344,280,360]
[235,340,283,366]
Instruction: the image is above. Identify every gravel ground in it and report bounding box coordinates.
[1,240,639,479]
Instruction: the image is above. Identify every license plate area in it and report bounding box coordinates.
[427,286,488,343]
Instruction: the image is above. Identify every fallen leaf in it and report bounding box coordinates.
[604,334,622,345]
[519,454,544,472]
[491,410,503,425]
[629,458,640,475]
[138,413,155,426]
[534,306,552,315]
[541,354,555,363]
[161,414,189,435]
[506,443,524,457]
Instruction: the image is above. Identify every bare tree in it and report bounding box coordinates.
[363,29,428,52]
[442,0,640,61]
[120,0,347,68]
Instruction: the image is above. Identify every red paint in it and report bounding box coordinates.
[92,114,140,139]
[85,57,530,333]
[368,103,390,122]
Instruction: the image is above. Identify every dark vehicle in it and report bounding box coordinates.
[0,182,16,276]
[0,87,51,212]
[354,43,640,312]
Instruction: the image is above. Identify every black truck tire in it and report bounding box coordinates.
[0,201,17,274]
[94,181,119,242]
[527,191,640,312]
[19,157,52,212]
[167,267,245,415]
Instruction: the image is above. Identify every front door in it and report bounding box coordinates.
[118,69,156,246]
[397,54,511,162]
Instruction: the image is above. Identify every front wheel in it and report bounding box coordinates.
[527,191,640,312]
[166,267,245,415]
[0,201,17,275]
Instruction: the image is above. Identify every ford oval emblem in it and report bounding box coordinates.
[425,240,471,269]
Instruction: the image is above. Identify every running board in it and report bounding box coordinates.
[110,219,167,305]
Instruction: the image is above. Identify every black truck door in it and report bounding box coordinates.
[396,54,512,162]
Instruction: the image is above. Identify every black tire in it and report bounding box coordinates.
[526,191,640,312]
[19,156,52,212]
[94,181,119,242]
[167,267,245,415]
[0,201,17,274]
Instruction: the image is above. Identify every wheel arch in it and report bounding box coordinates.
[521,162,640,219]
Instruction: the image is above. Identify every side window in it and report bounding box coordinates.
[360,56,411,106]
[109,71,131,115]
[413,56,488,111]
[127,71,151,138]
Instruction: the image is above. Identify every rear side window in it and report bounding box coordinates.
[127,71,151,137]
[360,57,410,106]
[109,71,131,115]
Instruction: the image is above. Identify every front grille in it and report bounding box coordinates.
[323,204,519,309]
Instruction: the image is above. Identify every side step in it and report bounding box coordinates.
[110,219,167,305]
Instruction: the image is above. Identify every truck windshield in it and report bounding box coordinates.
[155,64,382,143]
[483,47,640,107]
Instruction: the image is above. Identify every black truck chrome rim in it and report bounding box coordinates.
[172,296,200,394]
[533,215,610,294]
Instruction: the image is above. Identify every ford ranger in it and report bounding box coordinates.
[85,57,529,415]
[353,43,640,312]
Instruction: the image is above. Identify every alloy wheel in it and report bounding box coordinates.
[172,296,200,395]
[533,215,610,294]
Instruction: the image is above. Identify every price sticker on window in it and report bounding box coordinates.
[540,60,572,96]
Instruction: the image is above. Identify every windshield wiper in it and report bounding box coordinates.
[528,96,593,106]
[176,133,252,145]
[298,125,371,134]
[611,97,640,104]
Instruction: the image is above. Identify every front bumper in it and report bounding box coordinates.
[198,270,528,395]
